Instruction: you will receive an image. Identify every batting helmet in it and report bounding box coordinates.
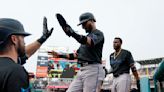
[77,12,96,26]
[0,18,31,45]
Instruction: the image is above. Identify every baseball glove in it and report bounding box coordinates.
[56,13,72,37]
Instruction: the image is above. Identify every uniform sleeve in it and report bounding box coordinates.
[127,51,135,66]
[7,66,30,92]
[109,54,112,65]
[88,31,104,46]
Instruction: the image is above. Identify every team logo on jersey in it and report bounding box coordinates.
[21,86,30,92]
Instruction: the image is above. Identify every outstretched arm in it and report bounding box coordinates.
[19,17,53,65]
[66,26,93,46]
[26,17,53,58]
[25,41,41,58]
[49,51,77,60]
[56,14,93,46]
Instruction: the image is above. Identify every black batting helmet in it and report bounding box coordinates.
[77,12,96,26]
[0,18,31,45]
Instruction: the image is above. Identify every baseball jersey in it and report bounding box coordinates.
[77,29,104,64]
[0,57,30,92]
[110,49,134,76]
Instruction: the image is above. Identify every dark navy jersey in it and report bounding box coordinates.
[110,49,134,76]
[77,29,104,63]
[0,57,29,92]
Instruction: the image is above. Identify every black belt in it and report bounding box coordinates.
[113,72,129,77]
[79,62,100,67]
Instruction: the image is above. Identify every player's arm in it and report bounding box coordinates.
[130,64,140,80]
[19,17,53,65]
[25,41,41,58]
[129,52,140,91]
[25,17,53,58]
[130,63,140,91]
[62,25,90,45]
[127,51,140,91]
[56,14,103,47]
[49,51,77,60]
[127,51,140,80]
[64,26,103,47]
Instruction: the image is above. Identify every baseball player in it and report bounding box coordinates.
[108,37,140,92]
[51,12,105,92]
[0,18,31,91]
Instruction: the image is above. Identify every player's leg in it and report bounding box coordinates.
[116,74,131,92]
[66,71,83,92]
[83,64,105,92]
[111,78,117,92]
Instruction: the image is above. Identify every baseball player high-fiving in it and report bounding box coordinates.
[51,12,105,92]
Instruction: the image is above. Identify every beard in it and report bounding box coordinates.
[17,44,25,57]
[16,38,26,57]
[85,23,92,33]
[85,29,91,33]
[85,27,92,33]
[17,47,25,58]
